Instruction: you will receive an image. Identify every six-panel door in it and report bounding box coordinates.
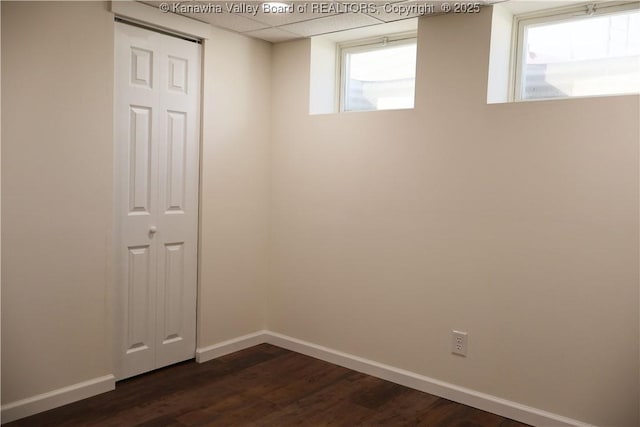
[115,22,200,380]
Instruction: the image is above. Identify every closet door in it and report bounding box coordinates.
[114,22,200,380]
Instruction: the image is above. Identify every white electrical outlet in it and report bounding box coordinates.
[451,330,468,356]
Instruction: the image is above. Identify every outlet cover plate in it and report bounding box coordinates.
[451,330,468,357]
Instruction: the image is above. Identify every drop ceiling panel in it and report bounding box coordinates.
[244,1,339,26]
[278,12,383,37]
[243,26,304,42]
[139,1,270,32]
[372,1,442,22]
[140,0,179,6]
[187,4,270,32]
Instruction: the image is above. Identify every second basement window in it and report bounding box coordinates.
[340,34,417,112]
[514,2,640,100]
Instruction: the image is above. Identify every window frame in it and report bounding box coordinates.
[338,32,418,112]
[512,1,640,101]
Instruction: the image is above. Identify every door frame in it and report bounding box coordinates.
[111,1,211,381]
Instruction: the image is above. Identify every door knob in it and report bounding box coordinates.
[149,225,158,234]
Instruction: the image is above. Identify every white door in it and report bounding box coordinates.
[114,22,200,380]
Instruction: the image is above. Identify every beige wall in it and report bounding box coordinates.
[268,8,639,427]
[198,28,271,345]
[1,1,115,403]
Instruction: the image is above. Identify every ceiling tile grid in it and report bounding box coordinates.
[139,1,491,43]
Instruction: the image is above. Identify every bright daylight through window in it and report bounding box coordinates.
[341,36,417,112]
[516,3,640,100]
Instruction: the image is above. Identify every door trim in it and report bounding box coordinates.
[111,1,212,40]
[114,17,201,44]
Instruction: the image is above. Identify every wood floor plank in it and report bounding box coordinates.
[358,386,441,425]
[177,394,279,427]
[412,398,513,427]
[255,376,375,426]
[349,375,410,410]
[5,344,531,427]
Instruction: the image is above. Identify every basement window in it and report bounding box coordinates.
[339,34,417,112]
[514,2,640,101]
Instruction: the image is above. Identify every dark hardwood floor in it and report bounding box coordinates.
[6,344,530,427]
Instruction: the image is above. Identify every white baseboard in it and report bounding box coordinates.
[262,331,595,427]
[1,332,595,427]
[1,375,115,424]
[195,330,268,363]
